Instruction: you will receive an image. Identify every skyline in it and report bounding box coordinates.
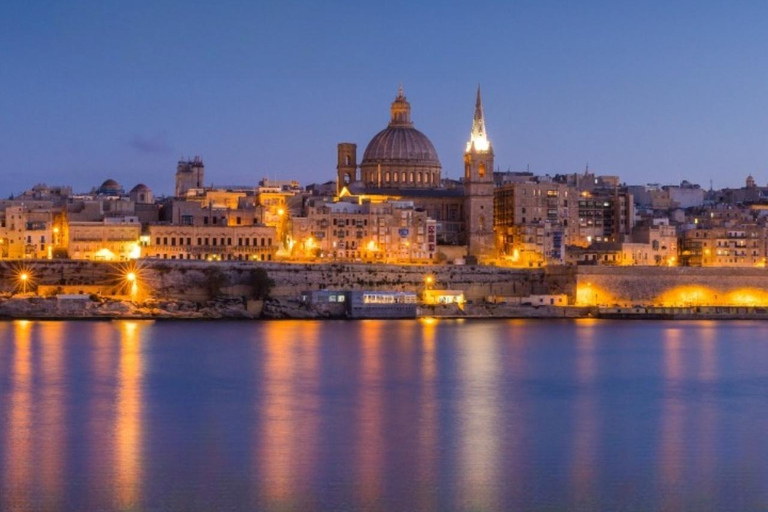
[2,1,768,195]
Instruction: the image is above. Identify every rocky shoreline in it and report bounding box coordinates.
[2,296,768,321]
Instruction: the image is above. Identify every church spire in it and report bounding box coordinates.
[466,85,490,153]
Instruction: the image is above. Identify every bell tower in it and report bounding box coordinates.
[464,86,495,259]
[337,143,357,195]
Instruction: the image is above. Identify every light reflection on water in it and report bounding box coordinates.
[1,319,768,511]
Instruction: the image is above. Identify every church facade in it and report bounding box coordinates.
[335,86,496,259]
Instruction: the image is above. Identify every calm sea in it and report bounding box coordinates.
[1,319,767,511]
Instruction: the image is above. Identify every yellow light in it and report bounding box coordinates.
[19,273,28,282]
[128,243,142,260]
[466,132,490,152]
[126,272,136,283]
[95,248,116,261]
[53,227,60,234]
[366,240,378,252]
[277,208,285,216]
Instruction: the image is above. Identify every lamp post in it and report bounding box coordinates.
[126,271,138,299]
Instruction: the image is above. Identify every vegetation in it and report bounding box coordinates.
[202,267,227,299]
[246,268,275,299]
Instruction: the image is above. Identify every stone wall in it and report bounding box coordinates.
[0,260,575,302]
[576,266,768,306]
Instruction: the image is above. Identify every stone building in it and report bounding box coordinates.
[68,217,141,261]
[146,224,277,261]
[333,86,495,257]
[291,197,437,263]
[349,84,442,191]
[0,205,54,259]
[463,88,495,258]
[574,190,634,246]
[494,180,576,265]
[175,157,205,198]
[680,226,767,267]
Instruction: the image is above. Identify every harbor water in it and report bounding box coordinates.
[1,319,767,511]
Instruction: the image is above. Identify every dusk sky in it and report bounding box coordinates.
[2,0,767,196]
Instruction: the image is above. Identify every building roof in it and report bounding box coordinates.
[360,86,441,169]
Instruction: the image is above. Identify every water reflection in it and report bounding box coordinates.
[114,321,145,509]
[3,320,33,510]
[356,320,385,507]
[0,319,765,511]
[570,321,599,506]
[659,327,684,510]
[695,324,718,502]
[257,321,320,506]
[417,318,438,512]
[38,322,66,509]
[458,324,501,510]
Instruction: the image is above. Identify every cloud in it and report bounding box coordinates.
[130,132,172,155]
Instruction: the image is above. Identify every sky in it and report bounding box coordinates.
[1,0,767,196]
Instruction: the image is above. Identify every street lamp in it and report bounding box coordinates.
[125,271,138,299]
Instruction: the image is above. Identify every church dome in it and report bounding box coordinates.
[130,183,150,193]
[97,179,124,196]
[362,126,440,167]
[359,86,441,189]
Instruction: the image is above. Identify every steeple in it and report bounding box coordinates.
[389,83,412,127]
[466,85,491,153]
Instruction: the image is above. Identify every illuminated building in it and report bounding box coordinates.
[146,224,277,261]
[463,87,495,258]
[680,226,767,267]
[0,205,54,259]
[67,218,142,261]
[292,197,436,262]
[494,181,576,265]
[332,86,496,259]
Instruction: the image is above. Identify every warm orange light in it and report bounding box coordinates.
[277,208,285,216]
[575,282,616,306]
[126,272,136,283]
[19,273,28,282]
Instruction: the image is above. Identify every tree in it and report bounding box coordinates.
[203,267,227,299]
[246,268,274,299]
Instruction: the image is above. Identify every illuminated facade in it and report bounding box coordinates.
[146,224,277,261]
[680,227,767,267]
[463,87,495,259]
[291,197,437,262]
[68,218,142,261]
[0,205,54,259]
[347,85,442,192]
[494,181,576,265]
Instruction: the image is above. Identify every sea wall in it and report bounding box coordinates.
[0,260,576,302]
[576,266,768,306]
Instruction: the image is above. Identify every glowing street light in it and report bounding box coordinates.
[424,275,434,290]
[125,271,138,299]
[16,269,33,294]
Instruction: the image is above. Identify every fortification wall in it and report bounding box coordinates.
[0,260,576,301]
[576,266,768,306]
